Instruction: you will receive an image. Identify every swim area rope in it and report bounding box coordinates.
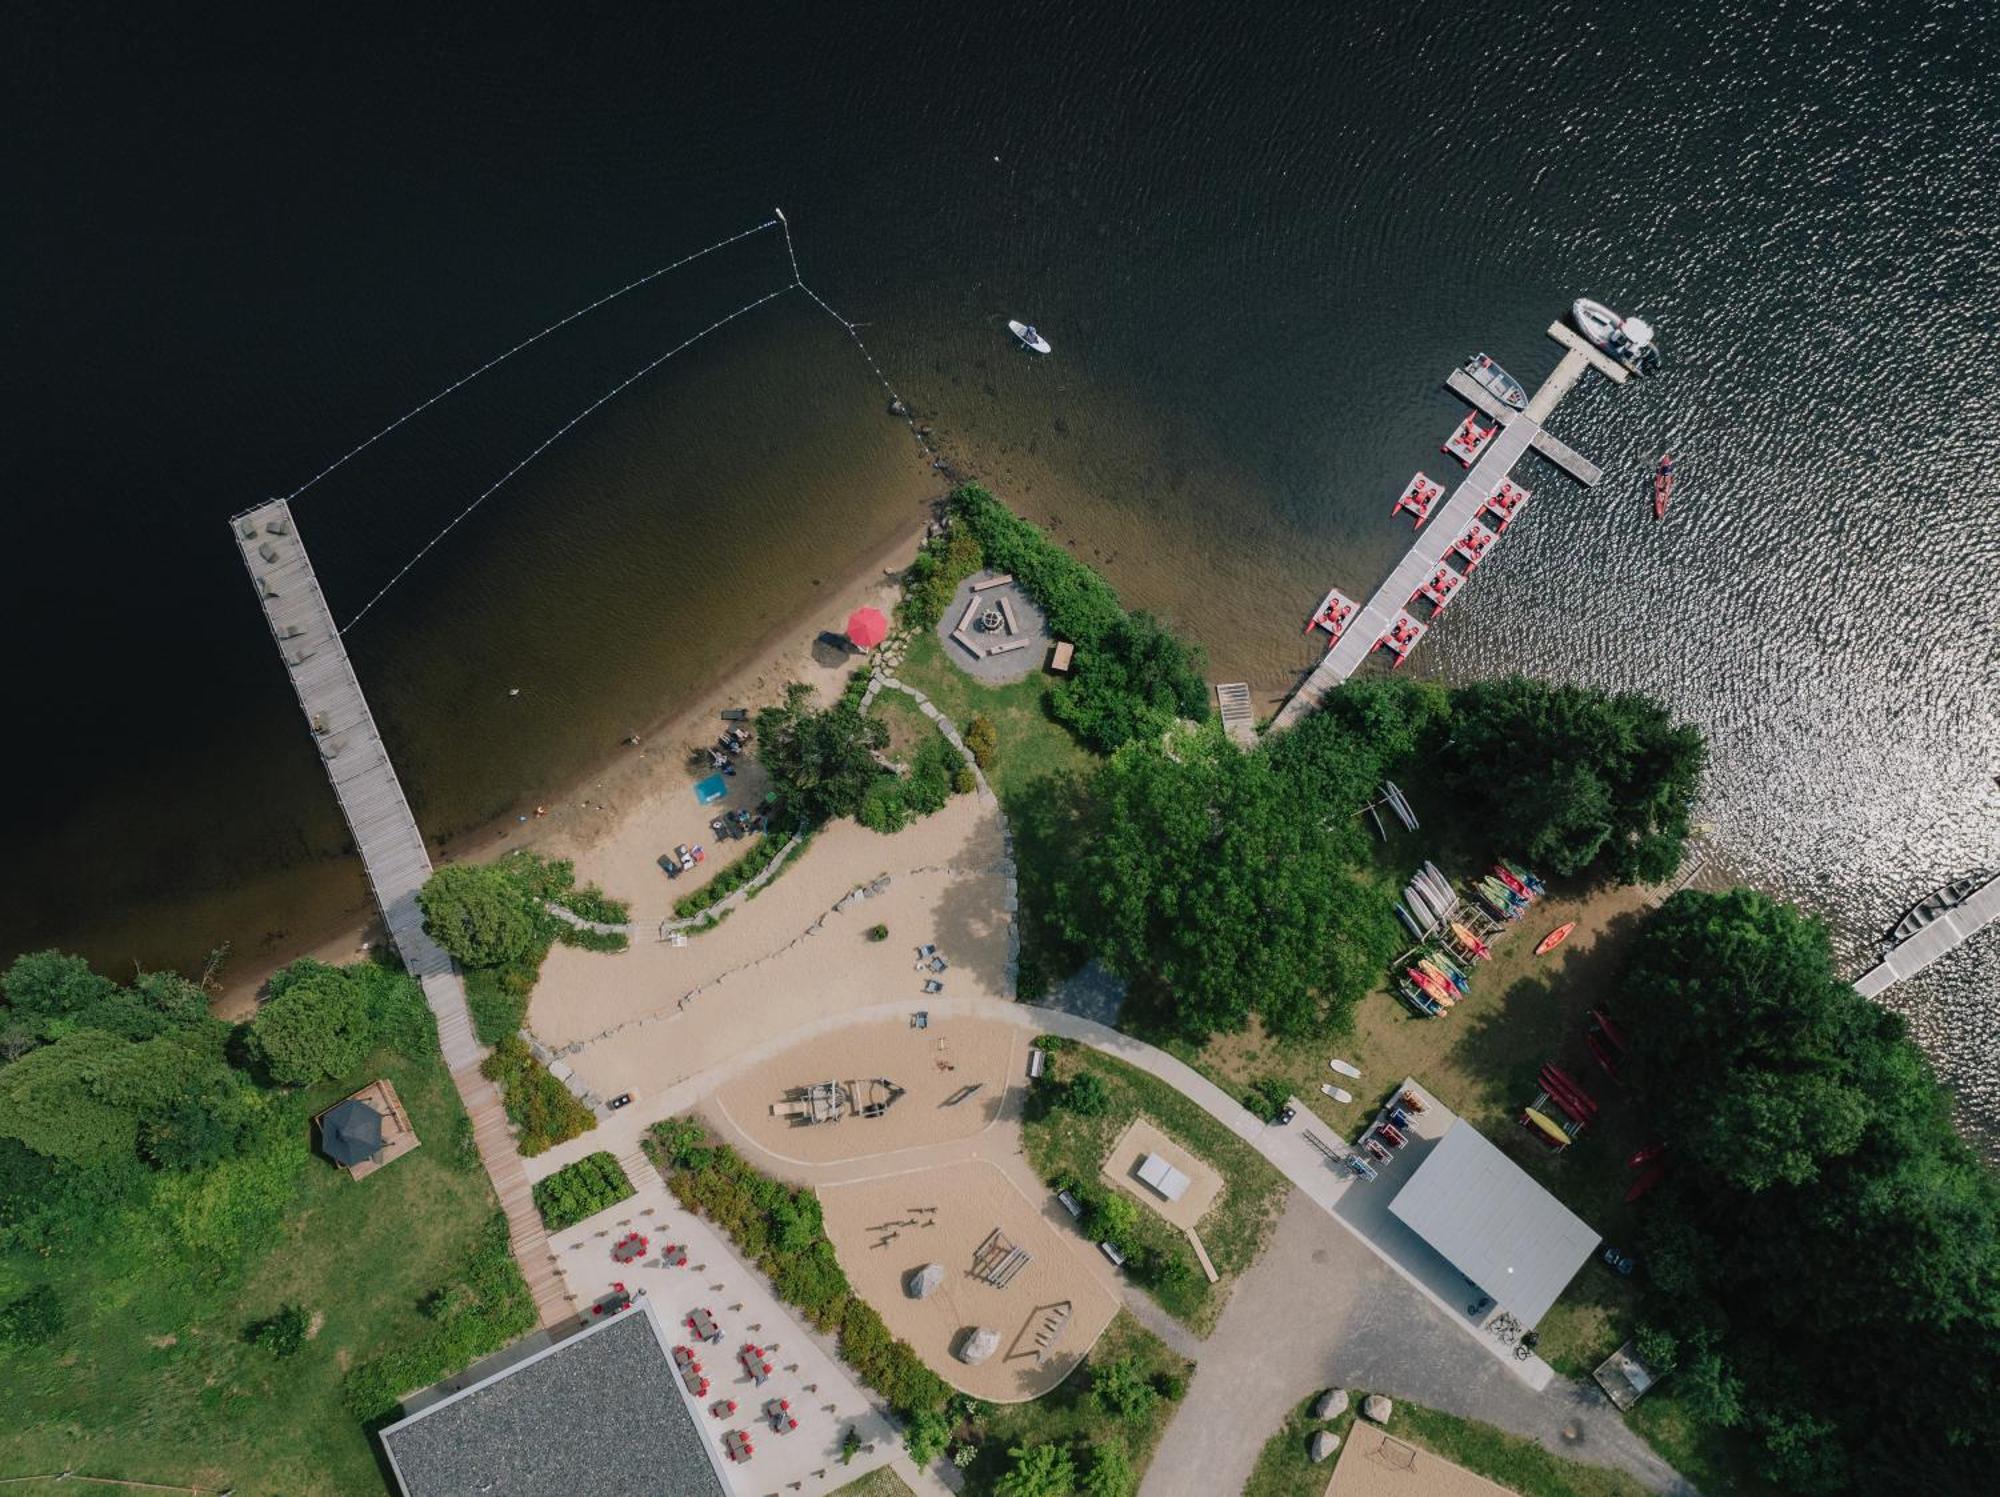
[267,209,912,633]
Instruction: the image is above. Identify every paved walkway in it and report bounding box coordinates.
[1140,1193,1696,1497]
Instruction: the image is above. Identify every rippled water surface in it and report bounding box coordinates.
[9,3,1998,1126]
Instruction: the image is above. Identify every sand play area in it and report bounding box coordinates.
[1329,1421,1519,1497]
[1100,1116,1224,1231]
[819,1162,1119,1402]
[713,1015,1021,1165]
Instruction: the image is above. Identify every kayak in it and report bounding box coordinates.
[1626,1163,1667,1202]
[1421,957,1467,995]
[1591,1008,1630,1052]
[1493,866,1532,899]
[1449,922,1491,960]
[1535,922,1577,956]
[1501,859,1547,895]
[1627,1142,1666,1169]
[1653,453,1675,520]
[1522,1107,1571,1148]
[1407,967,1455,1007]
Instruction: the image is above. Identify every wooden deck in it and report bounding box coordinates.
[1215,682,1257,746]
[1852,872,2000,999]
[231,499,569,1328]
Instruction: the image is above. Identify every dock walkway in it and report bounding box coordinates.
[1852,873,2000,999]
[231,500,570,1328]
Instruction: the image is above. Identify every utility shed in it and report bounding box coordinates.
[379,1300,729,1497]
[1387,1119,1599,1328]
[1136,1152,1192,1202]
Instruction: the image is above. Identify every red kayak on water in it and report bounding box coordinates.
[1653,453,1675,520]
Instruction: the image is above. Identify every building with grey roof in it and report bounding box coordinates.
[379,1297,731,1497]
[1387,1118,1599,1329]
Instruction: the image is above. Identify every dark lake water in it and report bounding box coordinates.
[9,3,1998,1127]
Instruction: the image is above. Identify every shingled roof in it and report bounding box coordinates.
[379,1299,729,1497]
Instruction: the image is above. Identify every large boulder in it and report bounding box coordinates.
[1313,1388,1349,1421]
[1309,1430,1340,1463]
[956,1326,1000,1365]
[1362,1394,1394,1424]
[906,1263,944,1299]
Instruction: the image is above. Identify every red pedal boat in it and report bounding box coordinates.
[1653,453,1675,520]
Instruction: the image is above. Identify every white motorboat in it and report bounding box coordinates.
[1007,319,1052,354]
[1572,298,1661,374]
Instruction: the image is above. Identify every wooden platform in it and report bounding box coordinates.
[231,499,568,1328]
[1215,682,1256,746]
[1852,872,2000,999]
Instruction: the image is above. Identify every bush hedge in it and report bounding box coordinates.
[645,1118,949,1418]
[858,734,968,834]
[480,1036,596,1156]
[532,1150,635,1230]
[900,525,986,630]
[673,829,806,919]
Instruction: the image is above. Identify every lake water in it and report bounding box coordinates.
[9,2,1997,1129]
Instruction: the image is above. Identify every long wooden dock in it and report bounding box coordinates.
[1270,323,1624,731]
[1852,872,2000,999]
[231,500,570,1328]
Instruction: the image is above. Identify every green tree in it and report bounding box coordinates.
[251,959,374,1086]
[0,1027,224,1164]
[1089,1355,1159,1423]
[996,1441,1076,1497]
[755,682,891,825]
[1442,677,1705,882]
[247,1303,310,1357]
[1062,1070,1111,1116]
[418,862,544,968]
[903,1406,954,1466]
[1080,1439,1136,1497]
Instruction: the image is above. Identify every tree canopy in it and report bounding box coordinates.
[1620,889,2000,1493]
[755,682,891,826]
[251,959,375,1086]
[1440,678,1705,882]
[417,862,544,969]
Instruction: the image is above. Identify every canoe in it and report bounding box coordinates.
[1449,921,1491,960]
[1501,859,1547,894]
[1590,1008,1630,1052]
[1420,957,1466,995]
[1407,967,1455,1007]
[1626,1163,1667,1202]
[1493,866,1532,899]
[1627,1142,1666,1169]
[1321,1084,1354,1104]
[1329,1059,1362,1078]
[1522,1107,1571,1148]
[1535,922,1577,956]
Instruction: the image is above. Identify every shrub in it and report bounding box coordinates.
[674,829,803,919]
[1150,1368,1187,1401]
[965,713,999,770]
[246,1303,310,1358]
[1090,1355,1158,1423]
[953,766,977,795]
[1247,1076,1292,1119]
[904,1406,954,1465]
[996,1441,1076,1497]
[480,1036,595,1156]
[463,966,528,1046]
[901,525,985,630]
[252,959,373,1085]
[0,1291,63,1347]
[1081,1439,1136,1497]
[867,924,889,942]
[1062,1070,1111,1116]
[531,1151,635,1230]
[841,1425,863,1465]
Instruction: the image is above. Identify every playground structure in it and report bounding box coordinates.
[769,1077,904,1126]
[972,1227,1032,1289]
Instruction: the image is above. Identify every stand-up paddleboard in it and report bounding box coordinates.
[1535,921,1577,956]
[1321,1084,1353,1104]
[1007,319,1052,354]
[1329,1058,1361,1078]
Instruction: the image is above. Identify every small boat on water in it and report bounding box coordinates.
[1653,453,1675,520]
[1305,585,1357,645]
[1880,870,1997,956]
[1466,353,1528,410]
[1007,320,1052,354]
[1572,298,1662,375]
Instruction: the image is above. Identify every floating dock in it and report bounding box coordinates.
[1271,323,1624,731]
[1852,871,2000,999]
[230,499,569,1326]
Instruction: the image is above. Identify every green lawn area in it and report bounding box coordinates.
[0,1041,512,1496]
[1022,1041,1287,1335]
[894,629,1097,996]
[830,1467,918,1497]
[1248,1393,1655,1497]
[868,684,941,762]
[956,1310,1191,1494]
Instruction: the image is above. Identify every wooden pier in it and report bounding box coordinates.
[1215,682,1256,746]
[1270,324,1623,732]
[231,500,570,1327]
[1852,872,2000,999]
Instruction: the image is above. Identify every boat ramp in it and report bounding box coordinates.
[1271,323,1626,732]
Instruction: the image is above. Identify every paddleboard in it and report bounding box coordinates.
[1321,1084,1354,1104]
[1007,319,1052,354]
[1329,1059,1361,1078]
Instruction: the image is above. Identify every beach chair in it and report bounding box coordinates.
[922,979,943,995]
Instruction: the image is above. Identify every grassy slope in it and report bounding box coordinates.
[0,1045,503,1496]
[1023,1044,1287,1336]
[830,1468,919,1497]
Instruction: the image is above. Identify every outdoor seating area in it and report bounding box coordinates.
[1100,1116,1224,1231]
[314,1078,419,1180]
[937,569,1051,683]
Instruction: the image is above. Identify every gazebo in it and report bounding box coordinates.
[319,1097,385,1168]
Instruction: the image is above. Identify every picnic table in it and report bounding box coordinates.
[671,1345,710,1397]
[722,1428,755,1463]
[686,1306,721,1343]
[763,1396,798,1433]
[660,1242,688,1268]
[739,1342,773,1385]
[612,1231,648,1264]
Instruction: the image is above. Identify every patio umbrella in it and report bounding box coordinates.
[844,606,888,650]
[319,1098,385,1166]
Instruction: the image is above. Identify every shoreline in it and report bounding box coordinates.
[214,512,934,1016]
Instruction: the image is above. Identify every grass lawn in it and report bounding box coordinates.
[894,629,1098,996]
[1248,1393,1656,1497]
[0,1042,510,1496]
[1023,1042,1287,1336]
[957,1310,1191,1494]
[868,684,941,762]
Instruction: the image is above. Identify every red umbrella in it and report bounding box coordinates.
[845,606,888,650]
